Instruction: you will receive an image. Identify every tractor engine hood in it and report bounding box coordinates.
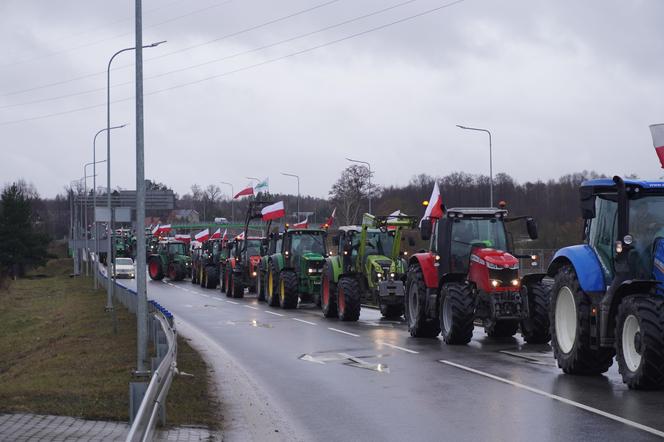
[302,253,325,273]
[470,248,519,270]
[249,255,261,272]
[367,255,395,273]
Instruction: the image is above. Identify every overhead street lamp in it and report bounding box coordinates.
[106,40,165,329]
[93,124,126,289]
[281,172,300,221]
[83,162,102,278]
[220,181,234,221]
[457,125,493,207]
[345,157,372,214]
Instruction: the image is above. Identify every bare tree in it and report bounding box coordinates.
[329,165,377,225]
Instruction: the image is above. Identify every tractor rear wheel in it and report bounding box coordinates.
[205,266,218,289]
[550,265,614,374]
[191,266,197,284]
[173,263,186,281]
[224,268,232,297]
[439,282,475,345]
[279,271,299,309]
[266,263,279,306]
[338,277,361,322]
[615,296,664,389]
[231,272,244,298]
[199,267,206,287]
[148,257,164,281]
[405,264,440,337]
[257,268,266,302]
[485,319,519,338]
[380,303,404,320]
[521,281,551,344]
[321,263,338,318]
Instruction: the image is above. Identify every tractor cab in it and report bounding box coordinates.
[282,228,327,275]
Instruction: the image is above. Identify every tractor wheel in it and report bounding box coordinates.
[191,266,197,284]
[257,268,266,302]
[231,272,244,298]
[485,319,519,338]
[337,277,361,322]
[550,265,614,374]
[380,302,404,320]
[148,257,164,281]
[439,282,475,345]
[266,263,279,307]
[205,266,218,289]
[279,271,299,309]
[321,263,338,318]
[199,267,206,287]
[615,296,664,389]
[167,263,177,281]
[521,281,552,344]
[405,264,440,338]
[224,268,232,297]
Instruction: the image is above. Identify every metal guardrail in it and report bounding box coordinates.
[96,261,177,441]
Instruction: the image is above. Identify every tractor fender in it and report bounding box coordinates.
[272,254,285,272]
[521,273,547,287]
[408,252,438,289]
[547,245,605,293]
[325,256,343,283]
[438,272,467,288]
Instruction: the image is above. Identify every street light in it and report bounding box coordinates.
[220,181,234,221]
[457,125,493,207]
[281,172,300,220]
[106,40,165,320]
[93,124,126,289]
[83,162,103,278]
[345,157,372,214]
[70,178,85,275]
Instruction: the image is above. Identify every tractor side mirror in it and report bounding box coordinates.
[332,236,340,246]
[526,217,538,240]
[580,188,596,219]
[420,219,432,241]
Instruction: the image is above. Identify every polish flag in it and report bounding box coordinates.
[261,201,285,221]
[293,216,308,229]
[650,124,664,168]
[236,231,245,240]
[151,224,160,236]
[234,186,254,199]
[324,208,336,228]
[222,229,228,241]
[210,228,221,240]
[157,224,172,236]
[175,233,191,243]
[420,182,443,227]
[195,228,210,242]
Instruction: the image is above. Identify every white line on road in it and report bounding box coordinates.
[226,301,239,305]
[264,310,284,317]
[200,294,211,298]
[244,305,259,310]
[377,341,418,354]
[292,318,316,325]
[328,327,359,337]
[439,360,664,438]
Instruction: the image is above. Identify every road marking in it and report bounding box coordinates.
[439,360,664,438]
[264,310,284,317]
[293,318,316,325]
[328,327,359,337]
[226,301,239,305]
[244,305,259,310]
[200,294,211,298]
[377,341,418,354]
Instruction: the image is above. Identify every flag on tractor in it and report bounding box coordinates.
[234,186,254,199]
[211,228,221,240]
[222,229,228,241]
[195,228,210,242]
[154,224,172,236]
[650,124,664,168]
[261,201,285,221]
[254,178,269,193]
[174,234,191,243]
[324,208,336,228]
[293,216,308,229]
[420,182,443,227]
[236,231,245,240]
[151,224,160,236]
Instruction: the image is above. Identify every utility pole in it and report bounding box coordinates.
[457,125,493,207]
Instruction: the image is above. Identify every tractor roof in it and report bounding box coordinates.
[159,240,186,245]
[581,178,664,194]
[285,228,326,234]
[338,226,361,233]
[446,208,507,218]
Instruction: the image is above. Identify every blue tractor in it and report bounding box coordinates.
[547,176,664,389]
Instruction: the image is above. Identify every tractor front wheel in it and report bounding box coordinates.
[231,272,244,298]
[615,296,664,389]
[279,271,299,309]
[266,263,279,306]
[205,266,218,289]
[439,282,475,345]
[321,263,338,318]
[148,257,164,281]
[337,277,360,322]
[257,268,266,302]
[224,268,232,297]
[405,264,440,337]
[521,281,551,344]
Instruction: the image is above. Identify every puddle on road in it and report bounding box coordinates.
[299,350,390,373]
[359,320,403,328]
[204,304,218,309]
[499,349,556,366]
[225,319,273,328]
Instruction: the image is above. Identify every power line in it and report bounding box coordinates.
[0,0,466,127]
[0,0,421,110]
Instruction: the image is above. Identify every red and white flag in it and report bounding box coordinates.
[234,186,254,199]
[420,182,443,227]
[222,229,228,241]
[174,233,191,243]
[236,231,245,240]
[151,224,160,236]
[324,207,336,228]
[154,224,171,236]
[293,216,308,229]
[195,228,210,242]
[210,228,221,240]
[650,124,664,168]
[261,201,285,221]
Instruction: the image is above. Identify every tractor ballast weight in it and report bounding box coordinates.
[148,240,192,282]
[547,176,664,389]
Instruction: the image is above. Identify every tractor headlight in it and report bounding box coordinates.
[285,251,289,256]
[511,279,520,287]
[623,234,633,245]
[390,272,395,278]
[403,251,408,256]
[252,271,257,277]
[490,279,500,288]
[376,272,383,279]
[615,240,623,254]
[531,255,538,261]
[308,268,314,274]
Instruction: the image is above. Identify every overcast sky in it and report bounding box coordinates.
[1,0,663,199]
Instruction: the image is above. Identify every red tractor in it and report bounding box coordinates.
[223,236,264,298]
[405,207,550,344]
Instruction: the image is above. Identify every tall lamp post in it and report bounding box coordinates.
[220,181,234,221]
[281,172,300,221]
[457,124,493,207]
[83,163,102,277]
[345,157,372,214]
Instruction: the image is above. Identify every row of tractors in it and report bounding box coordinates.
[145,176,664,390]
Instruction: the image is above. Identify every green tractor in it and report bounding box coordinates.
[219,238,235,294]
[196,238,222,289]
[148,240,192,281]
[321,213,417,321]
[262,228,327,309]
[257,232,282,302]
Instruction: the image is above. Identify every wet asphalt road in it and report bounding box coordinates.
[122,276,664,441]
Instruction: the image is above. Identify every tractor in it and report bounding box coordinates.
[547,176,664,389]
[257,232,282,302]
[263,227,327,309]
[219,238,235,294]
[406,206,550,345]
[321,214,417,321]
[198,238,222,289]
[148,240,192,282]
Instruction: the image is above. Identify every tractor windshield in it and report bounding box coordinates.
[246,239,262,256]
[450,218,508,272]
[628,196,664,278]
[168,243,186,255]
[289,231,326,256]
[365,230,395,257]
